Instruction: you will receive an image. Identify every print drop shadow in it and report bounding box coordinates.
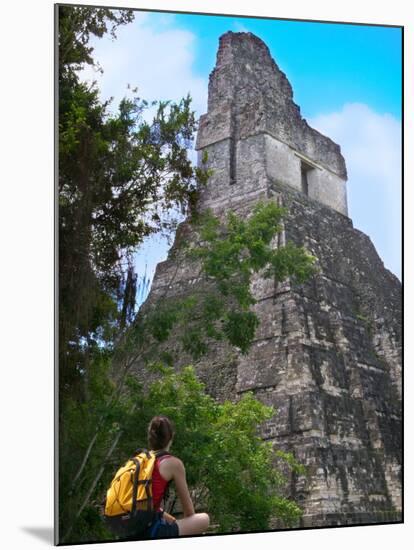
[21,526,54,544]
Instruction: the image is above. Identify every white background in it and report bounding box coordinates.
[0,0,411,548]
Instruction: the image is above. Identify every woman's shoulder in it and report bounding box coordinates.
[157,454,182,467]
[157,454,184,477]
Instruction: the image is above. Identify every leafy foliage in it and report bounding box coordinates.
[124,366,304,533]
[140,201,316,360]
[61,365,305,543]
[124,367,301,532]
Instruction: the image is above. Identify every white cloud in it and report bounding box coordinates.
[79,14,208,118]
[309,103,402,279]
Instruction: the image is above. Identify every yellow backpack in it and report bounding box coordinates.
[103,449,167,538]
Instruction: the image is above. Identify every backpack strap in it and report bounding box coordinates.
[130,449,160,515]
[130,456,141,516]
[132,448,151,460]
[154,450,170,459]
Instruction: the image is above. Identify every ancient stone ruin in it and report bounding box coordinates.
[137,32,402,527]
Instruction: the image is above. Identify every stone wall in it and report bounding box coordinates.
[264,134,348,214]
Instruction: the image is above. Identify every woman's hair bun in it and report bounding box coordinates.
[147,415,174,450]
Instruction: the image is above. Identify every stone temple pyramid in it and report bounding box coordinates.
[134,32,402,527]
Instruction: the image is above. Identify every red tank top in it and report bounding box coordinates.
[152,454,171,511]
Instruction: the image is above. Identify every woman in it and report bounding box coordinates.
[147,415,210,538]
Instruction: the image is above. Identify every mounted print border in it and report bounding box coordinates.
[55,2,403,545]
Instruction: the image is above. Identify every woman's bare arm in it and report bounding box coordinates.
[171,458,195,517]
[159,456,195,517]
[158,456,210,535]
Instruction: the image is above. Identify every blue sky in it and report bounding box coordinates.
[172,13,402,118]
[80,9,402,299]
